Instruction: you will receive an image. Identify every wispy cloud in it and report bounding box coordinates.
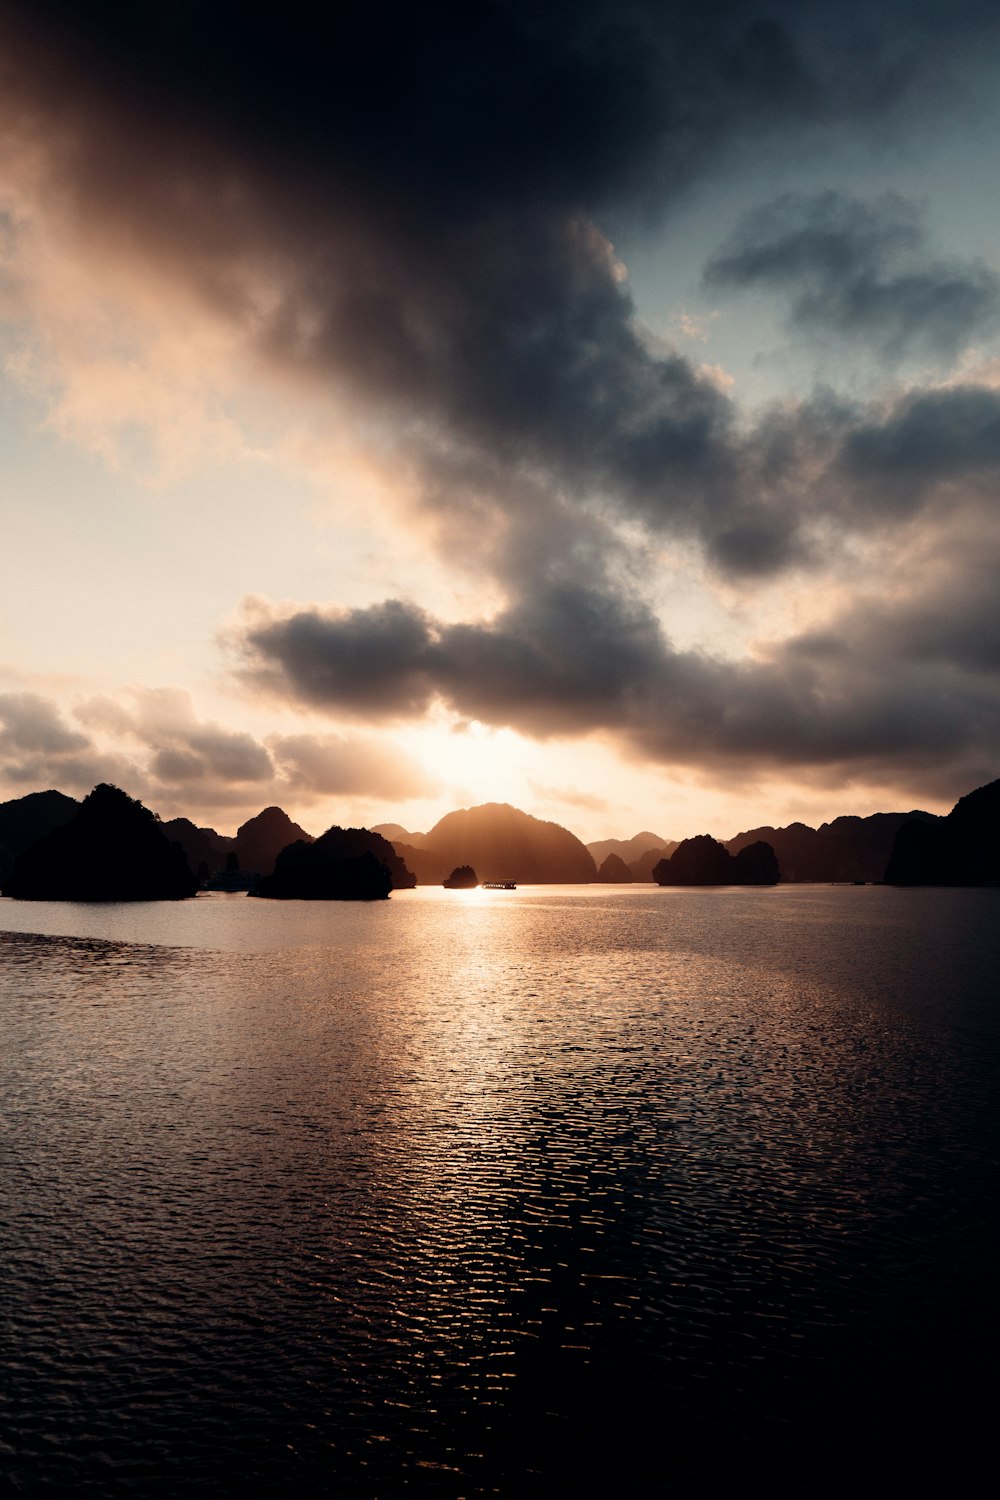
[705,190,999,363]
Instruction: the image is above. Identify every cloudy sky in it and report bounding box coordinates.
[2,0,999,841]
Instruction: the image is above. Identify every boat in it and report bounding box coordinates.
[481,881,516,889]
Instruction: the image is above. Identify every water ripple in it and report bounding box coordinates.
[1,888,998,1494]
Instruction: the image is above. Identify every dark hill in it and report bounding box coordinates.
[654,834,780,886]
[443,865,478,888]
[161,817,232,881]
[597,852,633,882]
[252,825,414,899]
[372,823,428,848]
[886,777,1000,885]
[655,835,733,885]
[234,806,313,876]
[4,783,197,901]
[587,832,667,869]
[727,811,934,882]
[630,843,679,881]
[389,839,446,885]
[423,803,597,883]
[0,789,79,885]
[732,840,781,886]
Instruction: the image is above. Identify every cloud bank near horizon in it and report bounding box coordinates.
[0,689,435,821]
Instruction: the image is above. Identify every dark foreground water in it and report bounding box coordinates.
[1,885,998,1496]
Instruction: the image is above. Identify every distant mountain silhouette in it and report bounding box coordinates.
[372,823,429,848]
[6,780,990,895]
[727,811,934,883]
[885,778,1000,885]
[252,825,414,899]
[630,843,679,881]
[587,832,667,869]
[0,789,79,886]
[387,839,441,884]
[161,817,233,882]
[416,803,597,884]
[4,783,197,901]
[234,806,313,876]
[654,834,779,886]
[597,852,633,882]
[443,865,478,888]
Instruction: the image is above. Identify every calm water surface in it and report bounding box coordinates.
[1,885,998,1495]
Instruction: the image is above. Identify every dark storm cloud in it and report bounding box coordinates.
[684,380,1000,556]
[705,191,999,361]
[1,1,945,217]
[241,585,665,736]
[816,550,1000,680]
[838,384,1000,488]
[237,550,1000,787]
[2,0,998,582]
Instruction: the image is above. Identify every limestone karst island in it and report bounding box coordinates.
[1,779,998,901]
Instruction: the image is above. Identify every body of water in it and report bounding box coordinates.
[1,885,998,1494]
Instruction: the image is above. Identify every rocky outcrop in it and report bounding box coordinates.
[443,865,478,888]
[252,825,415,899]
[421,803,597,884]
[654,835,733,885]
[727,811,934,883]
[654,834,780,886]
[3,783,197,900]
[233,806,313,876]
[0,789,79,886]
[597,852,633,882]
[885,777,1000,885]
[732,840,781,886]
[161,817,233,881]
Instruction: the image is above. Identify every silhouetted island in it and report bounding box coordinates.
[727,810,935,883]
[159,806,315,888]
[654,834,780,886]
[385,803,597,884]
[0,788,79,888]
[3,783,198,901]
[4,776,998,899]
[161,816,233,885]
[443,865,478,888]
[733,840,781,885]
[234,806,313,876]
[252,825,415,900]
[885,777,1000,885]
[587,832,667,874]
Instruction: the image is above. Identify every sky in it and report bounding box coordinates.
[1,0,1000,843]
